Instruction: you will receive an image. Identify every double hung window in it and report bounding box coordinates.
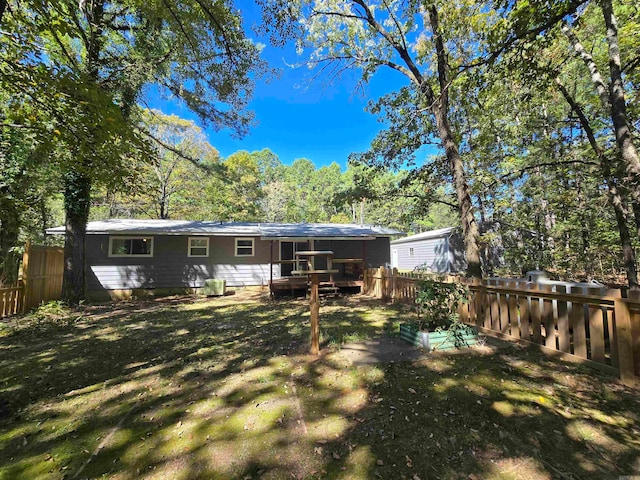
[109,237,154,257]
[235,238,254,257]
[188,237,209,257]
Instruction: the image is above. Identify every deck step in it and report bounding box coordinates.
[309,283,339,295]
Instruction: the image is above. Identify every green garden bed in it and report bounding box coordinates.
[399,322,478,351]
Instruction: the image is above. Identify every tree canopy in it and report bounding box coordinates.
[1,0,639,292]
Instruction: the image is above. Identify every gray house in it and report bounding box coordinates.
[390,227,466,273]
[47,220,400,299]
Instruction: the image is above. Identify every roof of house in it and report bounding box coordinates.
[390,226,458,245]
[46,219,402,239]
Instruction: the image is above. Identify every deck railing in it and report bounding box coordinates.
[363,267,640,387]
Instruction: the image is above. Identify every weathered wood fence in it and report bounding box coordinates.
[363,267,640,386]
[0,243,64,318]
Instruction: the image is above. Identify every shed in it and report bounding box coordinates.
[390,227,466,273]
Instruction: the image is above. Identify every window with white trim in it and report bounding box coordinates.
[109,236,154,257]
[188,237,209,257]
[235,238,254,257]
[409,247,414,257]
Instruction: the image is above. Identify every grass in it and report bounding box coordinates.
[0,289,639,479]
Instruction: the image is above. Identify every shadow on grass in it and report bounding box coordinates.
[0,292,638,479]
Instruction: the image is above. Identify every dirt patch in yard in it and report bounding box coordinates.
[338,336,424,364]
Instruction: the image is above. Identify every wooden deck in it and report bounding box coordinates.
[270,276,363,295]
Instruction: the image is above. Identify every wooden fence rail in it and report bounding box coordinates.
[363,267,640,387]
[0,286,23,317]
[0,243,64,318]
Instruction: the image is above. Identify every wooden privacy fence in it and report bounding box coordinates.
[363,267,640,386]
[0,243,64,318]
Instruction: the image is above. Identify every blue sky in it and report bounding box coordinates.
[148,4,414,169]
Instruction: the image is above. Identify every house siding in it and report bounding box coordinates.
[391,230,466,273]
[314,237,391,268]
[392,237,449,272]
[86,235,279,291]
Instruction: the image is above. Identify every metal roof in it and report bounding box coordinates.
[46,219,402,238]
[390,226,458,245]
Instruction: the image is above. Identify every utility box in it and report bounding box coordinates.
[202,279,226,296]
[526,270,549,283]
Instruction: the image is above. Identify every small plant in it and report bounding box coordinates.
[414,280,469,331]
[31,300,80,327]
[412,280,473,350]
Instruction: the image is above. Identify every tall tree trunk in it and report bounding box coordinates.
[0,197,21,285]
[433,105,482,278]
[61,0,104,304]
[428,5,482,278]
[564,12,640,240]
[0,0,7,25]
[355,1,481,276]
[62,171,91,304]
[601,0,640,237]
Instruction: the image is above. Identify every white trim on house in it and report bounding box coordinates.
[108,236,154,258]
[187,237,209,257]
[390,227,457,245]
[46,220,402,238]
[235,237,255,257]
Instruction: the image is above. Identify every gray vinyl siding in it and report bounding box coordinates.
[85,234,392,293]
[314,237,391,267]
[393,237,449,272]
[391,231,466,273]
[85,235,279,291]
[448,233,466,272]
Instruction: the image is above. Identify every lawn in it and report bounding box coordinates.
[0,289,639,480]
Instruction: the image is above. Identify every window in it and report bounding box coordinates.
[188,237,209,257]
[409,247,414,257]
[109,236,153,257]
[235,238,254,257]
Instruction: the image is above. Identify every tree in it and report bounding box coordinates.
[562,1,640,241]
[138,110,220,220]
[264,0,488,276]
[480,0,640,286]
[0,120,58,284]
[2,0,265,302]
[205,150,264,221]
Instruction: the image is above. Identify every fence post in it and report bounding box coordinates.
[391,267,398,302]
[472,279,485,329]
[378,266,386,299]
[21,241,31,313]
[613,298,637,386]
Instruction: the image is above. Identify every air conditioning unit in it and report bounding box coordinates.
[202,279,226,296]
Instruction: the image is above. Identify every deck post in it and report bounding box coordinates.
[310,273,320,355]
[269,240,273,296]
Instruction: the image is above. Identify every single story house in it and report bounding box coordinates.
[390,227,466,273]
[47,219,401,299]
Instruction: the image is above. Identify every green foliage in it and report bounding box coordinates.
[20,301,81,331]
[414,280,469,333]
